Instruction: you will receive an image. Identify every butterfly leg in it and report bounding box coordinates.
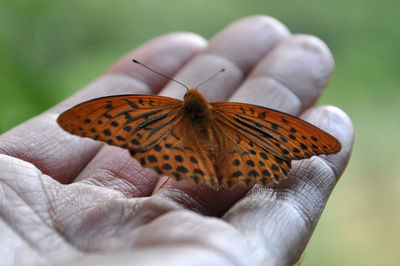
[158,176,170,189]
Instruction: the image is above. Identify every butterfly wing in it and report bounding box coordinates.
[58,95,183,152]
[58,95,341,189]
[58,94,218,188]
[211,102,341,187]
[132,115,219,189]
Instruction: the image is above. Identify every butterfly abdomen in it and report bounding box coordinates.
[182,89,218,166]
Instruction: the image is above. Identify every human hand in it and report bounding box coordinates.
[0,16,353,266]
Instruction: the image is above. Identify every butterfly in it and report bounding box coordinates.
[57,60,341,190]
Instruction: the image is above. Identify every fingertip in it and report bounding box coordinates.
[53,32,208,110]
[230,34,335,115]
[301,105,354,177]
[106,32,207,92]
[161,15,291,101]
[302,105,354,148]
[208,15,290,71]
[249,34,335,109]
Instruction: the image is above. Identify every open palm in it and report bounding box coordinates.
[0,16,353,266]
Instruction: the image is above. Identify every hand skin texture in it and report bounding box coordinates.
[0,16,354,266]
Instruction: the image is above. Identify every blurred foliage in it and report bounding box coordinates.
[1,0,399,265]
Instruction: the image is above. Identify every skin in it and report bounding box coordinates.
[0,16,354,266]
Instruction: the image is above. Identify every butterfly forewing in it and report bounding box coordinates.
[57,95,183,152]
[211,102,341,161]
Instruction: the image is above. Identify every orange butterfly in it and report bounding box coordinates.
[57,60,341,190]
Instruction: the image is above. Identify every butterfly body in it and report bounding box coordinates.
[58,89,341,190]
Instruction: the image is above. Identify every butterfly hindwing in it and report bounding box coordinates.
[212,111,291,187]
[131,115,218,188]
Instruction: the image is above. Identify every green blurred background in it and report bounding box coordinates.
[1,1,399,265]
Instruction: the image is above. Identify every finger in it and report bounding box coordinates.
[223,106,354,265]
[0,33,206,184]
[230,34,334,114]
[52,32,207,113]
[74,146,159,197]
[160,15,289,100]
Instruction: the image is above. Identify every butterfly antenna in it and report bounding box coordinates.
[132,59,190,90]
[195,68,225,89]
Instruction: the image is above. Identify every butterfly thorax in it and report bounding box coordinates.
[183,89,214,124]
